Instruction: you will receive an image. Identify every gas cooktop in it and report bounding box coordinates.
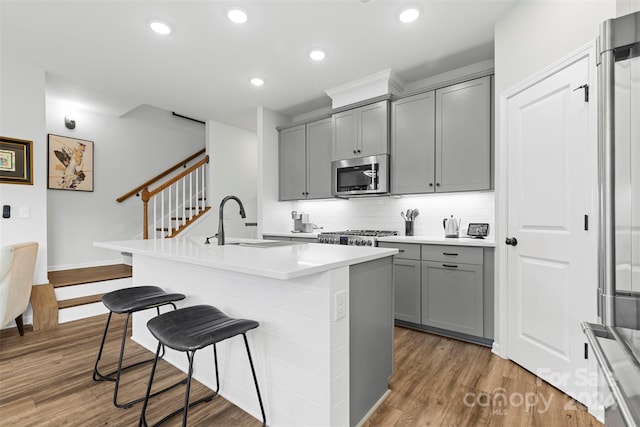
[317,230,397,246]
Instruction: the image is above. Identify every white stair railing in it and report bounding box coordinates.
[141,155,209,239]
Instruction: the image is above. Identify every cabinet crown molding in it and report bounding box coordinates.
[325,69,405,109]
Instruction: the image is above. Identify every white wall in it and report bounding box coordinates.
[257,106,293,238]
[494,1,615,98]
[280,192,495,238]
[185,120,258,240]
[617,0,640,15]
[0,61,48,285]
[46,102,205,269]
[493,0,617,357]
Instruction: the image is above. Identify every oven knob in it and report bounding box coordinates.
[332,238,338,244]
[356,240,363,246]
[365,240,372,246]
[348,240,354,245]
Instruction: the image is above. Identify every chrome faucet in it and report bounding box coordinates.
[217,195,246,245]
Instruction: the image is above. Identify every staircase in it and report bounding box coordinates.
[45,150,210,324]
[119,149,211,239]
[49,264,133,323]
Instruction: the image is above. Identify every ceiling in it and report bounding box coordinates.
[1,0,515,131]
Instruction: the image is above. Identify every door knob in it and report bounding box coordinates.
[505,237,518,246]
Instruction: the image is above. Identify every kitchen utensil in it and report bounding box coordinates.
[443,215,461,238]
[413,209,420,219]
[401,212,406,220]
[405,221,414,236]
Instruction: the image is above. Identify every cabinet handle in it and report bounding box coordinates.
[436,183,440,187]
[443,264,458,268]
[398,249,405,253]
[443,252,458,256]
[429,183,433,187]
[353,150,357,154]
[357,149,361,153]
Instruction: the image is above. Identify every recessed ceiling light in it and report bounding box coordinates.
[148,19,172,35]
[399,8,420,23]
[228,8,248,24]
[250,77,264,87]
[309,49,327,61]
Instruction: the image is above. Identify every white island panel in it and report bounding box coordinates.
[132,253,350,427]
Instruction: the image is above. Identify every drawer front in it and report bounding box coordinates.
[378,242,421,260]
[421,245,483,265]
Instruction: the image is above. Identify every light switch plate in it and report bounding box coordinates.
[333,290,346,321]
[19,207,29,218]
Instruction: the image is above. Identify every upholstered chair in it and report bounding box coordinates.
[0,242,38,336]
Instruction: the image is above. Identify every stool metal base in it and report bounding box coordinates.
[93,304,184,408]
[139,334,266,427]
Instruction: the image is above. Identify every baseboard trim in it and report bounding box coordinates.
[355,389,391,427]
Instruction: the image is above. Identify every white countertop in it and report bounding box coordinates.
[95,237,398,280]
[377,235,496,247]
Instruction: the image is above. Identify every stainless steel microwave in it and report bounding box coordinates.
[331,154,389,197]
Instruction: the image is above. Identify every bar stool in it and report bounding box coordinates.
[93,285,186,408]
[139,304,266,427]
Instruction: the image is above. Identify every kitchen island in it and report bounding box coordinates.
[95,237,398,427]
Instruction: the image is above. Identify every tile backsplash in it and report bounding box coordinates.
[286,191,495,237]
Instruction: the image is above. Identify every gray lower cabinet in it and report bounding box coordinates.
[332,100,389,161]
[421,245,486,338]
[421,261,483,337]
[382,241,494,344]
[394,259,421,323]
[378,242,421,323]
[279,118,332,201]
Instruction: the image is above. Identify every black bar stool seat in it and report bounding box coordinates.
[139,305,266,427]
[93,285,186,409]
[102,286,185,314]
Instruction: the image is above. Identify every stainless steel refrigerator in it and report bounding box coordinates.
[582,10,640,427]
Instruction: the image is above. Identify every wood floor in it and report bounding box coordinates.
[0,316,602,426]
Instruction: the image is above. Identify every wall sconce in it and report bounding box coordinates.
[64,116,76,129]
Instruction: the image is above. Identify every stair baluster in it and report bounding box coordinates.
[140,155,209,239]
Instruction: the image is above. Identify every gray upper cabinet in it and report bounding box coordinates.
[305,118,333,199]
[391,91,436,194]
[279,124,306,201]
[279,118,332,201]
[435,75,492,192]
[332,100,389,161]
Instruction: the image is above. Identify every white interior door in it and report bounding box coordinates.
[504,49,598,405]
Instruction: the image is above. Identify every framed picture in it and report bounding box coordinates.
[47,134,94,191]
[0,136,33,185]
